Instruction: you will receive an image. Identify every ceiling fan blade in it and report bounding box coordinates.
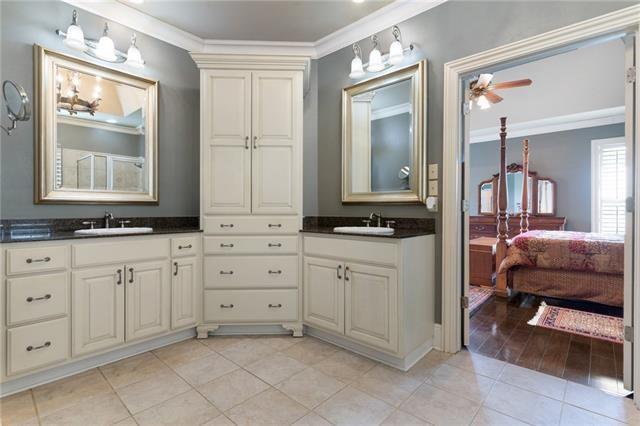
[476,73,493,89]
[484,91,504,104]
[491,78,533,90]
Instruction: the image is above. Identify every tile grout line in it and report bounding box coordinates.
[29,388,43,426]
[95,365,137,423]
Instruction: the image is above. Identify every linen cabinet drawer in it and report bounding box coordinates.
[7,317,70,376]
[6,245,68,275]
[7,273,69,326]
[204,255,298,289]
[204,289,298,322]
[171,236,199,258]
[204,236,298,255]
[204,216,299,235]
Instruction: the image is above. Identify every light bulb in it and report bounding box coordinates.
[389,40,404,65]
[64,10,86,51]
[349,56,365,79]
[477,95,491,110]
[95,23,117,61]
[367,47,384,72]
[125,33,145,68]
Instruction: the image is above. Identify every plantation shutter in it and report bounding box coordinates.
[595,141,626,235]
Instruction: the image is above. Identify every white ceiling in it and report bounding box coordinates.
[119,0,392,42]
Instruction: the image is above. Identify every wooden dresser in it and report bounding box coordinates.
[469,215,566,240]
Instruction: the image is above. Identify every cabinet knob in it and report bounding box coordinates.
[268,224,282,228]
[219,270,234,275]
[220,243,234,248]
[219,224,234,228]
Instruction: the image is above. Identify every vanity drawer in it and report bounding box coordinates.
[204,255,298,289]
[7,273,69,326]
[204,217,299,235]
[171,236,199,258]
[204,289,298,323]
[303,235,398,266]
[204,236,298,255]
[72,239,170,267]
[7,317,70,376]
[6,245,68,276]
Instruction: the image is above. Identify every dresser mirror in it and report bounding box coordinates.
[342,60,425,203]
[478,163,556,216]
[35,46,158,204]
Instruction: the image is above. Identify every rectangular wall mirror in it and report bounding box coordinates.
[342,60,426,204]
[35,46,158,204]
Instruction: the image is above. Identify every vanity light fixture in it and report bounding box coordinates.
[56,10,145,68]
[348,25,414,79]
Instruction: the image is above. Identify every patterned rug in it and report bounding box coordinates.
[528,302,624,343]
[469,285,494,313]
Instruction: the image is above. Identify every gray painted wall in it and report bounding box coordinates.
[0,1,200,218]
[469,124,625,232]
[315,0,634,321]
[371,113,411,192]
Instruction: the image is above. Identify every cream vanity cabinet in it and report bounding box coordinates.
[192,54,307,337]
[1,233,201,383]
[302,233,435,369]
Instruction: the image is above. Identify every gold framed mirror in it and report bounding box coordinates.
[341,60,426,204]
[35,45,158,204]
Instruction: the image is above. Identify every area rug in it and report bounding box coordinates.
[528,302,624,343]
[469,285,494,313]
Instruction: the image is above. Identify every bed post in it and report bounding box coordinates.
[520,139,530,233]
[495,117,509,297]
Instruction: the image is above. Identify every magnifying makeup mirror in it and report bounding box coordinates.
[1,80,31,135]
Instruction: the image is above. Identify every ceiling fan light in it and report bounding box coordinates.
[477,95,491,110]
[125,33,145,68]
[388,40,404,65]
[63,10,86,51]
[95,23,117,61]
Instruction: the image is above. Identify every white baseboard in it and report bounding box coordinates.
[305,326,432,371]
[0,328,196,397]
[433,323,443,351]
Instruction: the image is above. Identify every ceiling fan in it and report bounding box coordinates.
[469,73,532,110]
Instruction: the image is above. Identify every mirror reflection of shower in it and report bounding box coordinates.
[58,149,145,192]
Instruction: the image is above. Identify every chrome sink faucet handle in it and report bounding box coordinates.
[81,221,96,229]
[361,219,372,227]
[119,220,131,228]
[369,212,383,227]
[104,212,114,229]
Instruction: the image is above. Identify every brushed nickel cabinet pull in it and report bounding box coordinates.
[26,294,52,303]
[268,224,282,228]
[219,224,234,228]
[219,270,234,275]
[26,256,51,264]
[117,269,123,285]
[337,265,342,279]
[178,244,193,250]
[345,266,350,281]
[128,267,134,283]
[26,341,51,352]
[268,303,282,308]
[220,243,234,248]
[253,136,258,149]
[268,243,282,248]
[244,136,249,150]
[268,270,282,275]
[220,304,234,308]
[174,262,179,276]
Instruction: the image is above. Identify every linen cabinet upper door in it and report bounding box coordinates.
[251,71,302,215]
[203,70,252,214]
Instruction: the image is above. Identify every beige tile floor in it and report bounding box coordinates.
[2,335,639,425]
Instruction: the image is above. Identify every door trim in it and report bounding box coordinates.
[440,2,639,378]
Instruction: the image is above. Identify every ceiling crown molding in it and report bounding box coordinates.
[62,0,449,59]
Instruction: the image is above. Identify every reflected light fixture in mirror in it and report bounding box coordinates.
[63,10,86,51]
[367,35,385,72]
[349,44,365,79]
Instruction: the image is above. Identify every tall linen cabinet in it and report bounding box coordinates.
[191,54,307,337]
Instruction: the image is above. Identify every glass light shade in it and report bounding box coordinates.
[349,56,365,79]
[64,24,86,51]
[367,48,384,72]
[95,35,117,61]
[476,95,491,110]
[126,44,145,68]
[388,40,404,65]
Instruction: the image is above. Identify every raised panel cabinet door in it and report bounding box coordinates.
[72,267,125,356]
[172,257,199,329]
[126,260,171,341]
[303,256,344,334]
[203,70,252,214]
[251,71,302,214]
[344,262,398,352]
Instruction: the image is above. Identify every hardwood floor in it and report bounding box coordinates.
[469,294,627,396]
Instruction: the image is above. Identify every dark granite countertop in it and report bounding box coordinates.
[301,216,435,239]
[0,217,201,244]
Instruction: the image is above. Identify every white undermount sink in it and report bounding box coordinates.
[333,226,395,236]
[74,227,154,236]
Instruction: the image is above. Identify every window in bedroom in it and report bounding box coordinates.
[592,137,626,235]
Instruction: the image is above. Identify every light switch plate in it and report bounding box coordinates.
[426,196,438,212]
[428,180,438,196]
[428,164,438,180]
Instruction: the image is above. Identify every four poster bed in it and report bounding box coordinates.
[493,117,624,308]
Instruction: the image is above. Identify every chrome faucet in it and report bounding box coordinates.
[104,212,114,229]
[369,212,383,227]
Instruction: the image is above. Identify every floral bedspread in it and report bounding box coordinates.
[498,230,624,275]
